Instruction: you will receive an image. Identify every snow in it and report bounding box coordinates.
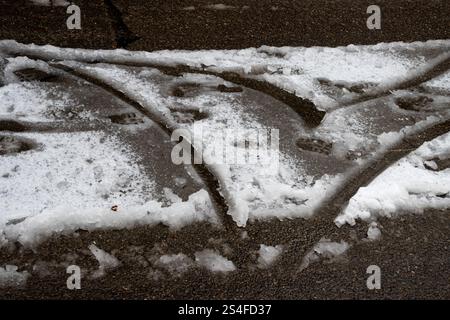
[299,238,350,271]
[0,82,76,122]
[155,253,194,274]
[204,4,235,10]
[2,188,216,248]
[1,39,449,111]
[0,57,6,86]
[0,265,29,288]
[163,188,182,204]
[0,131,217,247]
[195,249,236,273]
[367,222,382,241]
[422,70,450,95]
[0,131,152,223]
[257,244,283,268]
[89,243,120,278]
[0,39,448,238]
[66,62,344,227]
[336,131,450,226]
[29,0,69,6]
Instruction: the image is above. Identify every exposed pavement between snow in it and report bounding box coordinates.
[48,61,234,231]
[1,0,449,50]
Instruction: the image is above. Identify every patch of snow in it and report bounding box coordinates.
[367,222,382,241]
[0,82,76,122]
[89,244,120,278]
[423,70,450,92]
[155,253,194,274]
[0,265,29,288]
[0,131,152,223]
[70,62,343,227]
[195,249,236,273]
[204,4,235,10]
[2,188,216,248]
[0,131,218,247]
[257,244,283,268]
[336,131,450,226]
[29,0,69,6]
[299,238,350,271]
[0,40,448,231]
[1,40,449,111]
[163,188,182,204]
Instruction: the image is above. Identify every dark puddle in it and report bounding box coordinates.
[0,135,35,155]
[0,119,28,132]
[170,83,243,98]
[317,78,376,95]
[424,157,450,171]
[170,108,208,124]
[296,137,332,155]
[109,112,144,125]
[217,84,243,93]
[395,95,434,112]
[14,68,58,82]
[169,83,202,98]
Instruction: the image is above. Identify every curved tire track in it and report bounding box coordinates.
[4,50,325,126]
[97,61,325,126]
[336,53,450,110]
[18,55,450,234]
[3,52,450,276]
[315,118,450,224]
[47,62,235,232]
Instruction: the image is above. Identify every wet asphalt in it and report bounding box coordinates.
[0,0,449,50]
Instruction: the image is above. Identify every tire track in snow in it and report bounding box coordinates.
[92,61,326,127]
[314,118,450,225]
[46,62,235,232]
[3,53,450,278]
[335,53,450,110]
[20,57,450,232]
[0,119,97,133]
[258,117,450,275]
[4,50,324,126]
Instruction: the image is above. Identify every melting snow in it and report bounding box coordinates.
[257,244,283,268]
[89,243,120,278]
[336,131,450,226]
[0,39,449,243]
[367,222,382,241]
[156,253,194,274]
[195,249,236,273]
[299,238,350,271]
[0,265,29,288]
[0,131,217,247]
